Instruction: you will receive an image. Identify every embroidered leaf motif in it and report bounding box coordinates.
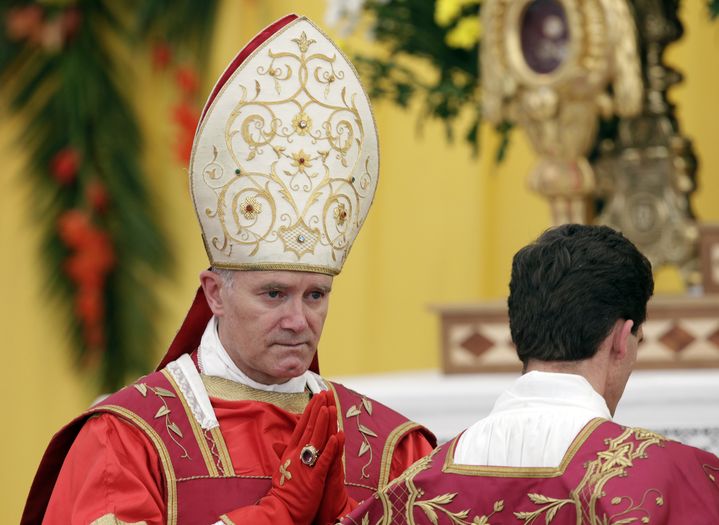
[611,497,622,505]
[545,504,560,524]
[428,493,455,505]
[154,387,176,398]
[361,515,369,525]
[358,424,378,438]
[473,517,488,525]
[494,500,504,512]
[134,383,148,397]
[346,405,361,418]
[514,512,533,519]
[361,397,373,415]
[527,493,555,504]
[247,150,256,161]
[655,496,664,506]
[255,80,261,98]
[417,503,438,525]
[168,422,183,438]
[154,406,170,418]
[358,441,370,457]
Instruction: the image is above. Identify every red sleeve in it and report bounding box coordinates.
[43,414,165,525]
[388,430,435,482]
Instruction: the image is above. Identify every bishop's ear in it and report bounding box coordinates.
[199,270,225,316]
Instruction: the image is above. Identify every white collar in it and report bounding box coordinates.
[197,316,324,394]
[492,370,612,419]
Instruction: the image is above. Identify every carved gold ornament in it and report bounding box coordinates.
[190,17,379,274]
[481,0,642,224]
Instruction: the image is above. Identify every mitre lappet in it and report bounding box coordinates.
[159,13,379,369]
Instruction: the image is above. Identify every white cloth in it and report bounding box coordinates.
[197,316,326,394]
[453,371,612,467]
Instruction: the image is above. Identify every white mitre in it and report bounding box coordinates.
[189,14,379,276]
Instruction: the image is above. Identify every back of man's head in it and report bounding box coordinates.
[508,224,654,365]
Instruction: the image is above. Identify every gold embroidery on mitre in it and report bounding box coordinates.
[279,219,320,258]
[190,17,378,272]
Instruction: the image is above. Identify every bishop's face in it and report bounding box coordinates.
[210,270,332,385]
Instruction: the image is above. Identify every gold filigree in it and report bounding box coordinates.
[279,219,320,258]
[365,448,505,525]
[334,202,348,225]
[240,196,262,220]
[292,31,316,53]
[290,149,313,171]
[292,111,312,135]
[514,427,667,524]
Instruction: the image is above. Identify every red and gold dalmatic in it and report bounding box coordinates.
[23,353,434,524]
[343,419,719,524]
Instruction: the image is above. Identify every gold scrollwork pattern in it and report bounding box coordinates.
[352,426,671,525]
[514,427,666,524]
[192,18,378,271]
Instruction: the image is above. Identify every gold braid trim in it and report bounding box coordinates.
[90,514,148,525]
[201,374,311,413]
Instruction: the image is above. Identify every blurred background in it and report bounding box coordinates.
[2,1,719,521]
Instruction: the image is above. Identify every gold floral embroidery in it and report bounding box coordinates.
[345,397,379,479]
[361,425,671,525]
[135,381,190,460]
[290,150,313,170]
[292,112,312,135]
[240,196,262,220]
[514,427,667,524]
[359,449,504,525]
[334,202,348,225]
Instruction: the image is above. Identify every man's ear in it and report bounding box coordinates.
[199,270,224,316]
[611,319,635,360]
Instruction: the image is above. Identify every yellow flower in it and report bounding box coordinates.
[291,150,313,170]
[292,112,312,135]
[445,16,482,49]
[240,196,262,220]
[435,0,480,27]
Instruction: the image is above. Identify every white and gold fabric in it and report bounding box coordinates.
[190,16,379,275]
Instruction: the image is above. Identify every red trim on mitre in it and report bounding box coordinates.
[200,13,299,122]
[157,284,320,374]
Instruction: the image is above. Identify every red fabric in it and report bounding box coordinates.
[200,14,298,122]
[344,420,719,524]
[156,286,212,370]
[41,395,429,524]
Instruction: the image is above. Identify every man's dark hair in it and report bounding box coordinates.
[508,224,654,365]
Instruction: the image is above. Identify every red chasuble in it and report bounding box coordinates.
[343,419,719,525]
[25,360,434,525]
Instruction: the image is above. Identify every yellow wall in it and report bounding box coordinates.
[2,1,718,521]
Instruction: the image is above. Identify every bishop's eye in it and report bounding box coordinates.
[267,290,281,299]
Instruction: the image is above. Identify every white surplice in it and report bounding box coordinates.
[453,371,612,467]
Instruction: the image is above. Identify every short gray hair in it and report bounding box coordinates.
[211,267,236,289]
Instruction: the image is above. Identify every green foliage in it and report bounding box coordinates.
[0,0,218,391]
[353,0,488,155]
[711,0,719,18]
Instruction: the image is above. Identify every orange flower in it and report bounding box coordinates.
[175,66,199,96]
[58,209,92,248]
